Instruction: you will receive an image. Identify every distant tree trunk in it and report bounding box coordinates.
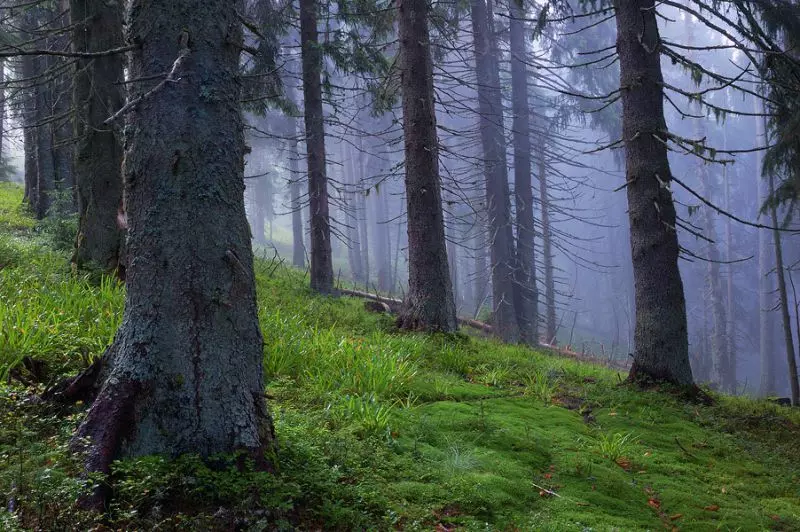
[353,133,370,288]
[300,0,334,294]
[694,127,729,391]
[537,136,556,343]
[722,126,736,391]
[509,3,538,346]
[615,0,692,385]
[0,58,5,166]
[446,209,460,311]
[71,0,126,276]
[374,187,393,292]
[472,212,489,317]
[253,177,267,244]
[34,52,55,219]
[470,0,519,342]
[51,9,73,198]
[396,0,457,331]
[344,144,364,283]
[768,170,800,405]
[73,0,274,494]
[755,100,777,397]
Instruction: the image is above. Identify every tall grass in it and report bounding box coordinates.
[0,253,124,379]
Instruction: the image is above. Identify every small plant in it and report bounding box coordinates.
[327,394,395,437]
[432,376,452,399]
[524,369,557,405]
[443,439,478,476]
[590,431,637,461]
[476,363,512,387]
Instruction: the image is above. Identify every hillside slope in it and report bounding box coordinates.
[1,182,799,531]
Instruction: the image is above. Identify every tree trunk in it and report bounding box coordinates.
[509,4,538,346]
[356,138,370,289]
[34,52,55,220]
[51,6,73,198]
[615,0,692,385]
[469,0,519,342]
[768,170,800,405]
[344,144,364,284]
[537,133,556,344]
[71,0,126,275]
[396,0,457,331]
[694,125,729,391]
[722,122,736,392]
[374,188,393,292]
[755,99,777,397]
[73,0,275,494]
[300,0,334,294]
[0,58,4,168]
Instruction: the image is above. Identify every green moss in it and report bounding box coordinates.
[1,183,799,530]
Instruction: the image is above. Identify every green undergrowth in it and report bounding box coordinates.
[1,183,800,530]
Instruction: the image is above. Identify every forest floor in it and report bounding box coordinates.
[1,181,800,531]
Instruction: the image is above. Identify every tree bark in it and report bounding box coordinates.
[768,170,800,405]
[509,4,538,346]
[71,0,126,276]
[34,51,55,220]
[469,0,519,342]
[396,0,457,332]
[300,0,334,294]
[615,0,692,385]
[73,0,275,495]
[0,58,4,168]
[755,98,777,397]
[536,130,556,344]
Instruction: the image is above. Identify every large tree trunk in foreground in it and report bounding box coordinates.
[396,0,457,332]
[71,0,126,276]
[615,0,692,385]
[300,0,334,294]
[510,4,538,346]
[470,0,519,342]
[73,0,275,494]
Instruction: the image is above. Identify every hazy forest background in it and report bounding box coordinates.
[1,0,800,529]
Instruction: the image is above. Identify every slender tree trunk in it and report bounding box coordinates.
[446,209,460,311]
[756,99,776,396]
[537,136,556,344]
[0,58,4,167]
[51,6,73,198]
[615,0,692,385]
[470,0,519,342]
[73,0,275,494]
[344,144,364,283]
[397,0,457,331]
[695,132,729,391]
[71,0,126,275]
[509,3,538,346]
[768,171,800,405]
[356,134,370,288]
[34,52,55,219]
[472,212,489,317]
[300,0,334,294]
[374,188,393,292]
[722,125,736,391]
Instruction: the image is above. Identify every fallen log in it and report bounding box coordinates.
[338,288,494,333]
